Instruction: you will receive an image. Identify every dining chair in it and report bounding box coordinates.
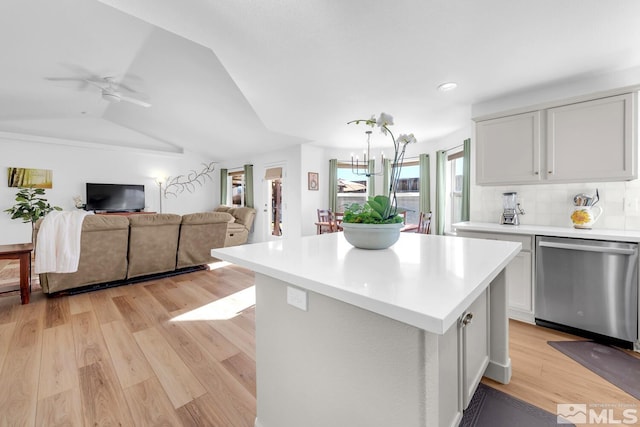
[417,211,432,234]
[316,209,334,234]
[400,210,418,232]
[333,211,344,231]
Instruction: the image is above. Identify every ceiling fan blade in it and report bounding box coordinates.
[45,76,91,90]
[119,95,152,108]
[85,79,108,90]
[114,81,138,93]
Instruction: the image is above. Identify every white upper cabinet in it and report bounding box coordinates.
[546,93,635,182]
[475,91,637,185]
[476,111,541,185]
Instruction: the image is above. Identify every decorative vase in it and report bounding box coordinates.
[570,205,603,229]
[340,222,404,250]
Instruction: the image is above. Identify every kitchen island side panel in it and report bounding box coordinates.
[254,273,460,427]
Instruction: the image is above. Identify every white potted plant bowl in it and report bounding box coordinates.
[340,222,404,250]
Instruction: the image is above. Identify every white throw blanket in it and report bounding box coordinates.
[35,210,94,274]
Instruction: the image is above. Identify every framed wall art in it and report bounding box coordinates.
[308,172,319,191]
[7,167,53,188]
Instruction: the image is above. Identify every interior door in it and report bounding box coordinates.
[264,165,285,241]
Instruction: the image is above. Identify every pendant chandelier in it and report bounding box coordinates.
[351,130,383,177]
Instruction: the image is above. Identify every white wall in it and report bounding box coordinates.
[472,65,640,119]
[0,137,216,245]
[301,144,327,236]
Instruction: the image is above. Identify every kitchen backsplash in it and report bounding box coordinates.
[470,179,640,231]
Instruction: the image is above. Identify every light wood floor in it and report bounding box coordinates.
[0,264,638,426]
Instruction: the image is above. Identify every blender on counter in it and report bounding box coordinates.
[500,192,525,225]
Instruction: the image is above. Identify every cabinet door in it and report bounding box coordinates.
[461,289,489,409]
[457,230,534,323]
[505,250,533,320]
[546,93,636,182]
[476,111,542,185]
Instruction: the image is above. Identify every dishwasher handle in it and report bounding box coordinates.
[539,240,637,256]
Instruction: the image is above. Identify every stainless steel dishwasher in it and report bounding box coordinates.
[535,236,638,347]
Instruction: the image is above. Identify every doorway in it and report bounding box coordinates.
[264,165,285,240]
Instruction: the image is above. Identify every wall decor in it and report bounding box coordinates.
[163,161,216,198]
[308,172,319,191]
[7,167,53,188]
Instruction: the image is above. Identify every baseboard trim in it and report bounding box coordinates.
[485,357,512,384]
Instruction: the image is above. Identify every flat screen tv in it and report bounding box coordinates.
[85,183,145,212]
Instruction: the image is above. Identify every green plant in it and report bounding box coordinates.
[4,187,62,230]
[343,113,416,224]
[343,195,404,224]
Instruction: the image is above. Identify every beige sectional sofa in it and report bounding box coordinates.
[214,206,257,246]
[34,211,236,295]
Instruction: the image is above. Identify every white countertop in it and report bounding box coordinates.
[454,221,640,242]
[211,233,520,334]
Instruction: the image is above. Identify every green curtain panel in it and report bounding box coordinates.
[435,151,446,235]
[382,158,391,196]
[219,168,228,205]
[329,159,338,212]
[419,153,431,214]
[461,139,471,221]
[244,164,254,208]
[368,159,375,196]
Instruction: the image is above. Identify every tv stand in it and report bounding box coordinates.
[96,211,157,216]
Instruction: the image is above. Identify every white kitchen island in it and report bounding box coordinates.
[212,232,521,427]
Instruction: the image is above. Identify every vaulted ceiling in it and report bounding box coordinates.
[1,0,640,160]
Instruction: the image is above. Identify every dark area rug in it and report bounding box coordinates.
[461,383,566,427]
[548,340,640,400]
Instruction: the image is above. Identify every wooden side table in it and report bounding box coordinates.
[0,243,34,304]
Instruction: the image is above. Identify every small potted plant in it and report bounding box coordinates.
[4,187,62,242]
[341,113,416,249]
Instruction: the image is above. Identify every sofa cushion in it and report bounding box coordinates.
[127,214,182,278]
[36,215,130,293]
[181,211,234,225]
[214,206,233,214]
[177,212,230,269]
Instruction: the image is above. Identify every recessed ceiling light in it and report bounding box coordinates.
[437,82,458,92]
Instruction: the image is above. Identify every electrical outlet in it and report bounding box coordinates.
[287,286,308,311]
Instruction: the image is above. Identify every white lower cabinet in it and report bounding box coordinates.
[457,230,534,323]
[460,289,489,408]
[504,250,533,319]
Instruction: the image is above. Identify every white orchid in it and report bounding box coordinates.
[376,112,394,127]
[397,133,417,145]
[376,112,394,135]
[347,112,417,220]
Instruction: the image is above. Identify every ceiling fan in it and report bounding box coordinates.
[46,74,152,108]
[86,77,152,108]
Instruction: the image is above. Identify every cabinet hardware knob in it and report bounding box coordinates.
[534,171,539,175]
[461,312,473,326]
[548,171,553,174]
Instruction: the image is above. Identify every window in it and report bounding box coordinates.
[336,162,368,211]
[394,160,420,225]
[228,170,245,207]
[224,170,246,207]
[445,150,464,233]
